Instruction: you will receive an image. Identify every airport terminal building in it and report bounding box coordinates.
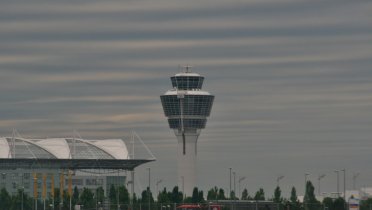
[0,136,153,198]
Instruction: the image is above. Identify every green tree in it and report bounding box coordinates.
[52,188,69,210]
[254,188,265,201]
[191,187,204,203]
[290,187,300,210]
[22,192,33,210]
[290,187,298,203]
[141,187,154,210]
[184,196,193,203]
[118,185,129,205]
[62,189,70,210]
[80,188,95,209]
[198,190,204,203]
[273,186,282,203]
[241,188,249,200]
[158,188,170,203]
[10,189,26,210]
[72,186,79,206]
[170,186,183,203]
[192,187,199,203]
[218,188,226,200]
[207,187,218,200]
[53,188,60,210]
[303,181,320,210]
[322,197,334,210]
[132,192,138,204]
[0,188,11,210]
[109,185,117,210]
[230,191,236,200]
[142,187,154,202]
[360,198,372,210]
[333,197,346,210]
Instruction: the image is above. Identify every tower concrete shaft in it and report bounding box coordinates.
[176,131,199,195]
[160,67,214,197]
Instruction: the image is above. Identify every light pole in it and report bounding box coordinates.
[181,176,184,202]
[353,173,360,190]
[117,171,120,210]
[276,176,284,187]
[318,174,326,196]
[18,173,24,210]
[233,172,236,199]
[156,179,162,198]
[342,169,346,201]
[147,168,151,210]
[229,168,232,200]
[238,176,246,197]
[334,170,340,197]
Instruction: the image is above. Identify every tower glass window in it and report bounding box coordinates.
[171,76,204,90]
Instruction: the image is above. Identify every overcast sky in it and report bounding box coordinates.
[1,0,372,198]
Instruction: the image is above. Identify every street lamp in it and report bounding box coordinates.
[238,176,246,197]
[156,179,163,198]
[353,173,360,190]
[20,173,24,210]
[233,172,236,199]
[147,168,151,210]
[34,174,38,210]
[334,170,340,197]
[181,176,184,202]
[318,174,326,195]
[341,169,346,201]
[229,168,232,200]
[276,176,284,187]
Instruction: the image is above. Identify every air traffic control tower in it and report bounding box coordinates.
[160,66,214,196]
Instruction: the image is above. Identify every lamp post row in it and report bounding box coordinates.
[228,168,248,200]
[305,169,349,199]
[226,169,352,200]
[1,167,360,210]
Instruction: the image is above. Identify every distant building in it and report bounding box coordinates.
[0,136,152,198]
[0,168,126,198]
[359,187,372,200]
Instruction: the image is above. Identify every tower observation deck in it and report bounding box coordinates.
[160,66,214,196]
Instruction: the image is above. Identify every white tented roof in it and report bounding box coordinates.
[37,138,71,159]
[89,139,129,159]
[0,137,10,158]
[0,137,129,160]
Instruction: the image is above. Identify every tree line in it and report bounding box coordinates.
[1,181,372,210]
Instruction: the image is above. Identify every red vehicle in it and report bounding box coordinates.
[177,204,222,210]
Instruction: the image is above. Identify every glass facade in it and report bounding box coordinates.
[65,139,114,159]
[0,169,126,198]
[168,118,207,129]
[171,76,204,90]
[160,95,214,117]
[6,138,56,159]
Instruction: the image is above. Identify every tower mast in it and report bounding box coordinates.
[160,66,214,196]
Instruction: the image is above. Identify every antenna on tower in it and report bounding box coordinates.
[182,65,193,73]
